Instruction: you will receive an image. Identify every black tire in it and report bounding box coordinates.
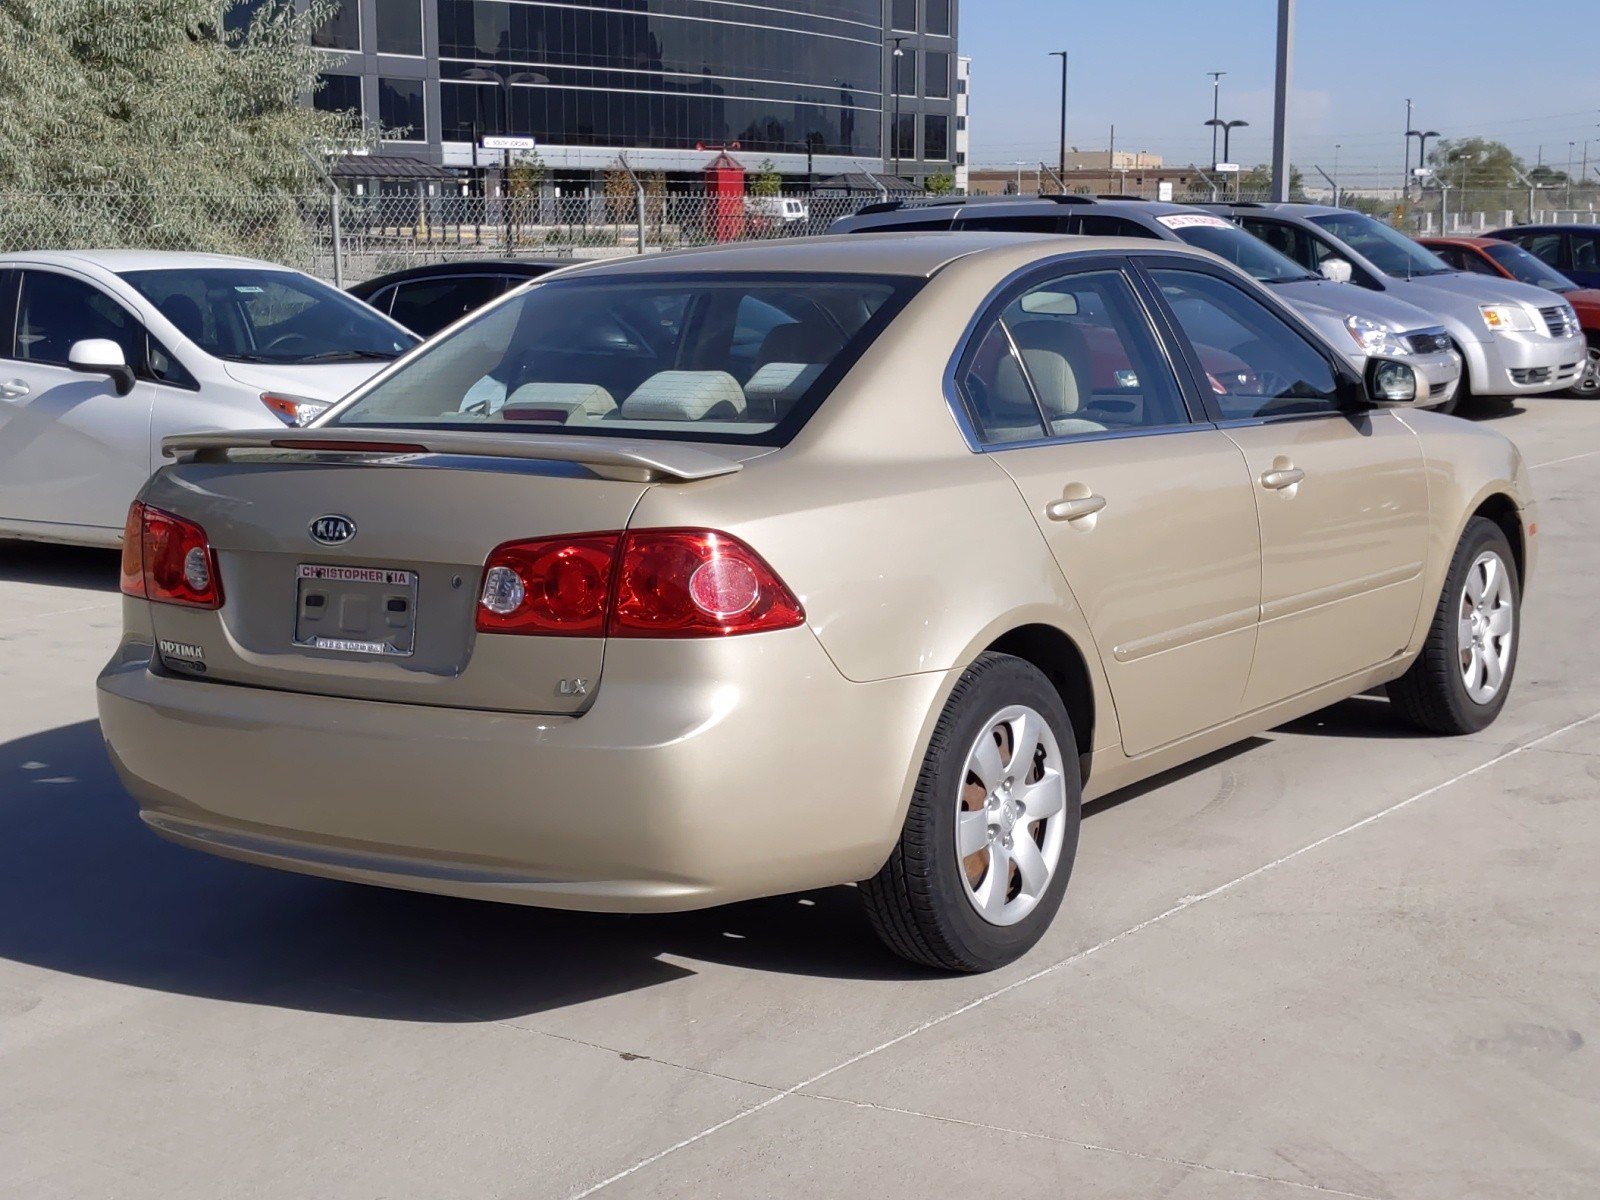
[861,652,1081,972]
[1389,517,1521,735]
[1564,336,1600,399]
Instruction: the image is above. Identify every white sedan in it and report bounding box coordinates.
[0,250,417,547]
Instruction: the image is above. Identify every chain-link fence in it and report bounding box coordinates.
[0,189,888,285]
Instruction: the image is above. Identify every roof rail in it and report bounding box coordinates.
[1094,193,1148,201]
[1226,201,1265,208]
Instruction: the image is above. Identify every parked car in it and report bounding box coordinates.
[99,234,1534,972]
[1205,202,1584,403]
[1484,224,1600,289]
[832,196,1463,409]
[1421,235,1600,397]
[349,259,566,338]
[0,250,416,548]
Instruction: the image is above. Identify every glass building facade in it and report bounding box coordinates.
[294,0,958,182]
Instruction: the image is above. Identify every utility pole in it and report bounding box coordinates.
[1333,143,1341,205]
[1315,164,1339,208]
[1013,159,1026,194]
[888,36,907,178]
[1269,0,1294,202]
[1568,141,1576,208]
[1402,98,1412,200]
[1207,71,1225,169]
[1049,51,1069,183]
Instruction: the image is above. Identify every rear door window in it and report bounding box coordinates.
[387,275,509,336]
[956,213,1069,234]
[1072,215,1159,239]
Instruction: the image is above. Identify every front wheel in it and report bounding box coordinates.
[860,653,1081,972]
[1389,517,1520,734]
[1565,339,1600,398]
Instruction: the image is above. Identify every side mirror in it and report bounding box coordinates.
[1365,357,1420,407]
[1319,257,1354,283]
[68,339,136,396]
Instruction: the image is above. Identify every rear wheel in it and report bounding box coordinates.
[861,653,1080,972]
[1389,517,1520,734]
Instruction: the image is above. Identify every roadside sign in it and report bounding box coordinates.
[480,136,536,151]
[1215,162,1240,174]
[1412,167,1432,177]
[1157,181,1174,201]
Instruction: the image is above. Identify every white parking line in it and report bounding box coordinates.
[1530,448,1600,470]
[566,706,1600,1199]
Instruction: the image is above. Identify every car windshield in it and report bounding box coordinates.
[1161,216,1315,283]
[326,273,917,445]
[1483,242,1577,292]
[121,268,417,364]
[1307,212,1454,278]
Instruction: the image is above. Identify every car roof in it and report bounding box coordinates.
[844,194,1205,224]
[349,259,567,294]
[0,248,284,272]
[1203,201,1346,219]
[544,231,1214,280]
[1491,223,1600,234]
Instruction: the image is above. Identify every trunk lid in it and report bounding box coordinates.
[140,430,756,714]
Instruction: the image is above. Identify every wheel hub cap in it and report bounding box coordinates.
[1457,549,1514,706]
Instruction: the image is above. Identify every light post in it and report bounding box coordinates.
[1204,117,1247,196]
[461,67,547,248]
[1568,140,1576,208]
[1406,127,1439,199]
[1402,98,1412,199]
[1207,71,1225,169]
[1049,50,1069,186]
[889,37,907,178]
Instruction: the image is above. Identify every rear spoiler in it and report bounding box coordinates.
[161,427,745,484]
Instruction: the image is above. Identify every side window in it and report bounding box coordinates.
[1521,233,1565,267]
[957,214,1068,234]
[1241,218,1308,269]
[1461,250,1500,276]
[1073,215,1159,239]
[15,270,144,370]
[1430,246,1463,270]
[365,284,398,315]
[1150,268,1340,421]
[959,268,1190,444]
[1570,235,1600,272]
[388,276,505,336]
[145,333,199,390]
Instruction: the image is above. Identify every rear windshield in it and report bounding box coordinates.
[121,268,416,364]
[1307,212,1453,278]
[1162,216,1314,283]
[1483,241,1577,292]
[327,272,917,445]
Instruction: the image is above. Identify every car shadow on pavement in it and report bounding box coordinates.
[0,721,936,1024]
[0,539,120,591]
[1276,693,1435,740]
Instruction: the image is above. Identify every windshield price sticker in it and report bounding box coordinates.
[1157,214,1234,230]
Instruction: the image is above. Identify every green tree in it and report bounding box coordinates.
[750,159,782,197]
[1235,163,1306,200]
[1428,137,1524,189]
[0,0,363,257]
[924,172,955,196]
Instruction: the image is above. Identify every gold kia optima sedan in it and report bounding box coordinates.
[97,234,1534,971]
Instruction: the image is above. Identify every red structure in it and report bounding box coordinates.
[700,146,747,243]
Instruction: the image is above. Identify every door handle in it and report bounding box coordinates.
[0,380,29,400]
[1045,493,1107,522]
[1260,467,1305,491]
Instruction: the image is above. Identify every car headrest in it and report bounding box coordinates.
[620,371,747,421]
[502,382,618,423]
[997,348,1081,417]
[757,321,844,367]
[159,295,205,341]
[743,362,824,421]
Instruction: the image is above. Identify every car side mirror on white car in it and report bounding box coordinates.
[67,338,136,396]
[1319,257,1354,283]
[1364,357,1420,407]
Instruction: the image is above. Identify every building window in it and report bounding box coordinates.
[891,0,917,31]
[924,114,948,161]
[313,73,363,117]
[375,0,423,55]
[893,48,917,96]
[925,0,951,36]
[924,51,950,99]
[310,0,359,50]
[379,77,427,142]
[893,113,916,163]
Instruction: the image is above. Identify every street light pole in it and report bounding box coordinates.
[1333,142,1341,205]
[1406,127,1439,199]
[1207,71,1225,169]
[1049,50,1069,185]
[889,37,907,178]
[1269,0,1294,203]
[1402,98,1412,200]
[1568,141,1576,208]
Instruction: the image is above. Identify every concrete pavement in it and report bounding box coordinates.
[1,396,1597,1199]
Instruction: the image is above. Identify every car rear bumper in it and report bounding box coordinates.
[97,630,945,912]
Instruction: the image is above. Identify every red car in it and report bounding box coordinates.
[1421,235,1600,397]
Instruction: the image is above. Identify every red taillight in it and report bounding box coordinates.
[475,529,804,639]
[118,501,222,609]
[119,502,147,597]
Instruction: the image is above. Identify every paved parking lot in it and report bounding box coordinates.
[2,397,1597,1200]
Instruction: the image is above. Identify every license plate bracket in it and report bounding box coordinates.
[294,564,418,657]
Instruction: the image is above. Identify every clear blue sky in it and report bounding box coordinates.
[961,0,1600,185]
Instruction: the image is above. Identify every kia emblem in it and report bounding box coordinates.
[309,515,357,545]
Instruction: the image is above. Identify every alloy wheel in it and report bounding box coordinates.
[1574,346,1600,397]
[955,705,1069,927]
[1458,550,1515,705]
